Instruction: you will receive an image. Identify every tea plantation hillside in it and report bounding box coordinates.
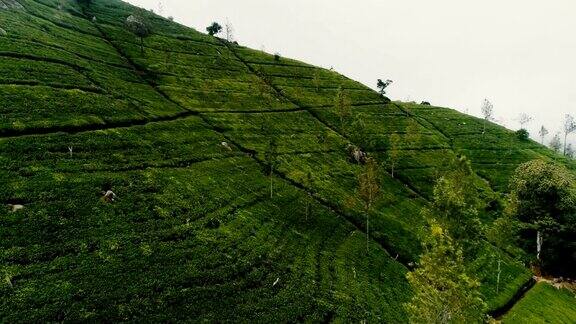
[0,0,574,321]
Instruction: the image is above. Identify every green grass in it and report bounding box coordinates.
[0,0,574,321]
[503,283,576,323]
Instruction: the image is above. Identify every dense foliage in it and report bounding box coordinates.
[508,160,576,275]
[405,219,486,324]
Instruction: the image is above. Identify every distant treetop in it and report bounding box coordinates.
[376,79,393,96]
[206,22,223,36]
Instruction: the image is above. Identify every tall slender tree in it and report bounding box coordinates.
[126,12,150,54]
[563,114,576,156]
[566,144,575,159]
[359,157,380,252]
[265,139,278,198]
[481,99,494,134]
[225,19,234,42]
[388,134,401,178]
[312,71,321,92]
[550,133,562,153]
[334,87,351,132]
[538,126,549,145]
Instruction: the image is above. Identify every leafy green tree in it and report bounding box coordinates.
[405,219,486,323]
[359,157,380,252]
[485,209,522,256]
[508,159,576,274]
[126,13,150,54]
[334,87,351,132]
[350,115,368,145]
[206,22,222,36]
[515,129,529,141]
[431,156,483,239]
[376,79,393,96]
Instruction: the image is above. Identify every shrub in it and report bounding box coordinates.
[515,129,529,141]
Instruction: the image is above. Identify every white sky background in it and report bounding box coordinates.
[127,0,576,145]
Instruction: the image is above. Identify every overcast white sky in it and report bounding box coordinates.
[127,0,576,145]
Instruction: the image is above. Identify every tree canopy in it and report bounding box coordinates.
[126,13,150,53]
[206,22,223,36]
[431,156,484,239]
[376,79,393,96]
[405,219,486,324]
[508,159,576,275]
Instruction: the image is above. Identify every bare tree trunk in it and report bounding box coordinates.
[564,133,568,156]
[366,211,369,253]
[305,197,309,222]
[496,259,502,294]
[270,173,273,198]
[536,230,543,260]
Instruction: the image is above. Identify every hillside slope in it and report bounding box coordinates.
[0,0,573,321]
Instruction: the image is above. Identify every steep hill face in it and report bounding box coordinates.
[0,0,573,322]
